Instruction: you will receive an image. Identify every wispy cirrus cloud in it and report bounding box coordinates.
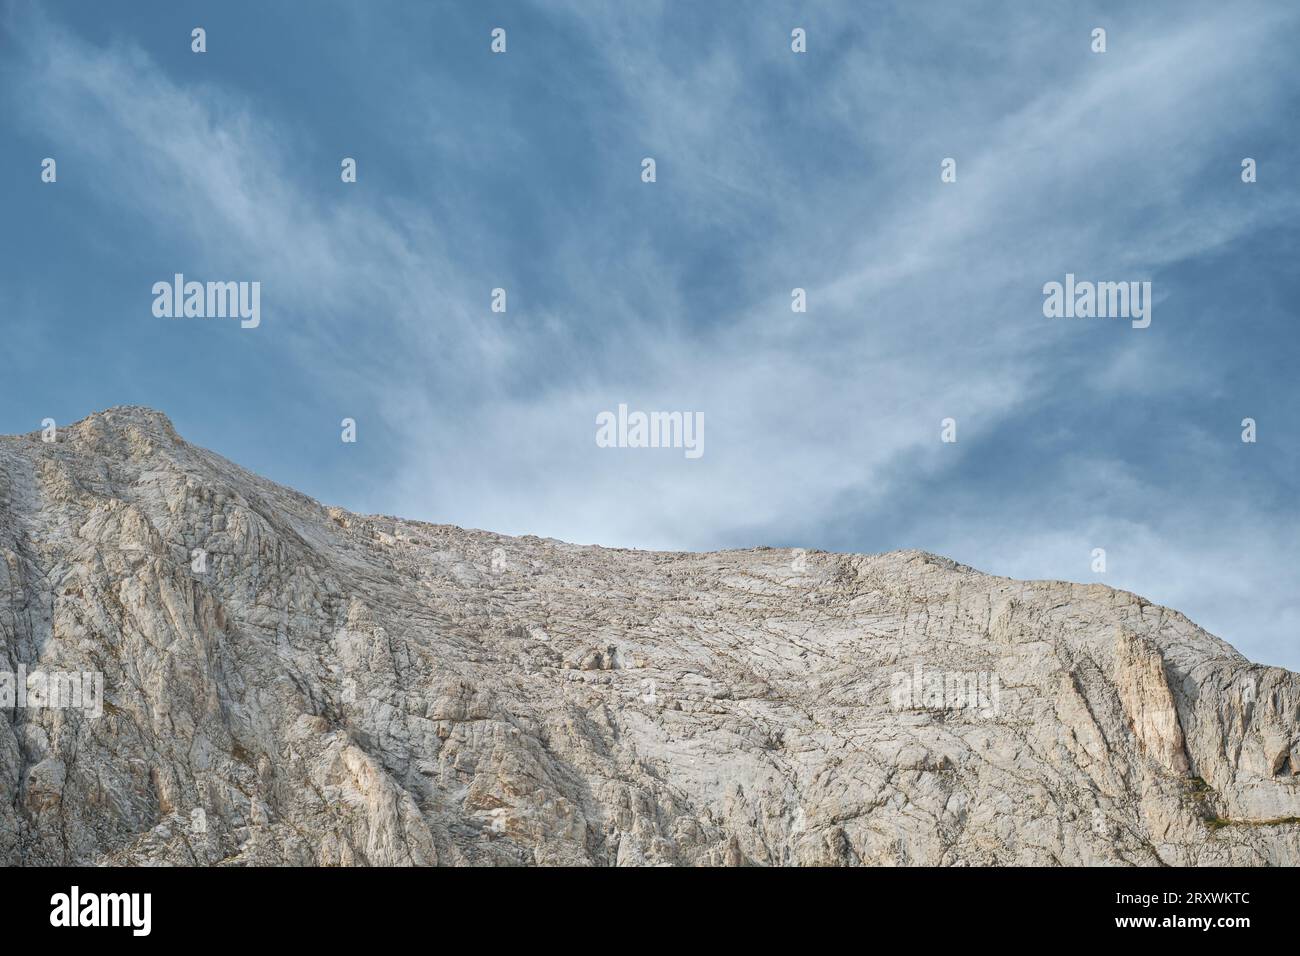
[2,0,1298,666]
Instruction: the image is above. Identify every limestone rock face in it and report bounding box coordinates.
[1,406,1298,865]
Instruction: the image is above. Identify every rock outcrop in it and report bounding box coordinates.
[1,406,1297,865]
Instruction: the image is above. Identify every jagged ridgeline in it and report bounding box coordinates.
[1,407,1298,865]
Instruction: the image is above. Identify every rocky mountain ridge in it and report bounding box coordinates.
[1,406,1297,865]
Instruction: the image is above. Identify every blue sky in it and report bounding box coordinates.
[2,1,1298,668]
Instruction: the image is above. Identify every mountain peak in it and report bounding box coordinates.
[74,404,179,436]
[0,405,180,447]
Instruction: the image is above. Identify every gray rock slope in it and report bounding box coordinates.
[1,407,1297,865]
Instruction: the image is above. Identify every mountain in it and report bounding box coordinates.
[0,406,1297,865]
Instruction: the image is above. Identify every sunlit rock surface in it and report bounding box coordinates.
[1,407,1297,865]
